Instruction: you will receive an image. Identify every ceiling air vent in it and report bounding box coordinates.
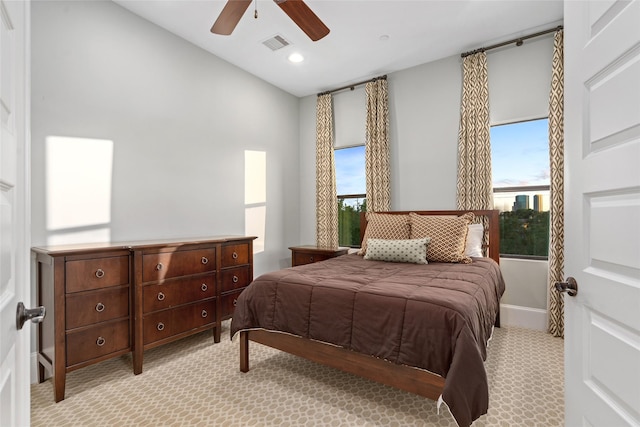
[262,34,290,51]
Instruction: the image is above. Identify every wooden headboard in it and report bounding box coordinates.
[359,210,500,264]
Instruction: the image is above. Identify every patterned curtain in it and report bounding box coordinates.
[315,93,339,248]
[365,78,391,212]
[456,52,493,212]
[547,30,565,338]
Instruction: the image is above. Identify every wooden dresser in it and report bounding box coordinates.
[33,235,255,401]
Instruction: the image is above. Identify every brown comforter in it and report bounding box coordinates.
[231,254,505,427]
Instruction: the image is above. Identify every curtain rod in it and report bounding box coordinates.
[318,75,387,96]
[461,25,563,58]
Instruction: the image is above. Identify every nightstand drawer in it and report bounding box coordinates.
[220,266,251,293]
[143,299,215,345]
[142,248,216,282]
[290,246,349,267]
[293,252,332,266]
[142,274,216,313]
[65,256,130,293]
[66,319,130,366]
[66,287,129,330]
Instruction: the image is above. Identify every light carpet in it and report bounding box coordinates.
[32,321,564,426]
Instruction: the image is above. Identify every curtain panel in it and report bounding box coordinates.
[456,52,493,212]
[365,78,391,212]
[315,93,339,248]
[547,30,565,338]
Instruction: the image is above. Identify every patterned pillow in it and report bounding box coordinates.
[358,212,411,255]
[364,238,430,264]
[409,212,474,263]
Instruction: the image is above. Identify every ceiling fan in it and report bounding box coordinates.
[211,0,330,42]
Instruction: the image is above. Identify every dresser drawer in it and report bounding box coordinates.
[221,291,243,319]
[66,287,129,330]
[66,319,130,366]
[142,248,216,282]
[143,274,216,313]
[65,256,130,293]
[220,266,251,294]
[221,243,250,268]
[143,300,215,345]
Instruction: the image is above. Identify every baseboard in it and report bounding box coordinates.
[500,304,547,331]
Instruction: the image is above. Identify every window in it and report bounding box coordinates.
[335,145,366,247]
[491,118,550,259]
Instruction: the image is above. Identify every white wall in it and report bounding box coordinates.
[31,0,300,276]
[297,34,556,326]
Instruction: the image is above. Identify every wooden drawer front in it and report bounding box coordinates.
[66,319,130,366]
[66,287,129,330]
[66,256,130,293]
[293,252,331,266]
[143,300,215,345]
[142,248,216,282]
[221,243,250,267]
[221,291,243,319]
[220,266,251,294]
[143,274,216,313]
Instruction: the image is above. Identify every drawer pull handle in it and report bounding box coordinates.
[232,275,239,283]
[156,263,163,271]
[96,336,106,347]
[233,298,238,307]
[95,269,105,279]
[232,252,238,260]
[157,322,165,331]
[309,256,314,262]
[201,283,208,292]
[157,292,165,301]
[95,302,105,313]
[201,310,208,318]
[201,257,209,265]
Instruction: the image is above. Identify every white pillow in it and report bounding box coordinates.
[364,238,430,264]
[465,224,484,258]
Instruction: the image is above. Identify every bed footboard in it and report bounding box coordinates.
[239,329,446,401]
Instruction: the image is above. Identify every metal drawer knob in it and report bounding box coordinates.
[95,269,105,278]
[157,292,165,301]
[201,310,208,318]
[232,275,239,283]
[156,263,164,271]
[201,257,209,265]
[201,283,208,292]
[157,322,165,331]
[96,336,106,346]
[95,302,105,313]
[309,256,314,262]
[232,252,238,260]
[233,299,238,307]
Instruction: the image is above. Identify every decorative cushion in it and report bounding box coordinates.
[465,223,484,258]
[409,212,474,263]
[358,213,411,255]
[364,238,430,264]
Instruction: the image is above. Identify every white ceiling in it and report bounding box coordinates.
[114,0,564,98]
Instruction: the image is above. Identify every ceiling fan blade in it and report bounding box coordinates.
[274,0,330,41]
[211,0,252,35]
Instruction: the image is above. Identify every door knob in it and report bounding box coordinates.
[16,302,46,330]
[555,277,578,297]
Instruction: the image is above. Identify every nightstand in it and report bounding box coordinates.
[289,245,349,267]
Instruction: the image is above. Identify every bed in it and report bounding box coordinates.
[230,210,505,427]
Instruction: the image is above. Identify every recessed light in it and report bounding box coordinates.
[288,52,304,63]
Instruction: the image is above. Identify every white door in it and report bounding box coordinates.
[0,0,31,426]
[563,0,640,426]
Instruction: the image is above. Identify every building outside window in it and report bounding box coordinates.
[335,145,366,247]
[491,118,550,259]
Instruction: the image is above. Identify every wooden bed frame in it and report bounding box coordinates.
[239,209,500,402]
